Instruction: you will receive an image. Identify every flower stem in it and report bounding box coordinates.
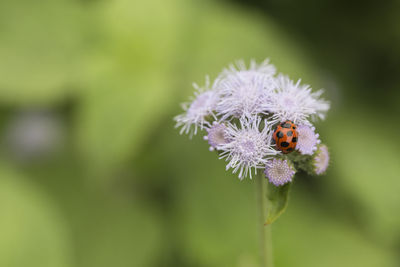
[256,173,274,267]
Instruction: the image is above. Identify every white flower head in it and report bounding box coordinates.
[267,75,330,125]
[174,77,219,137]
[219,116,279,180]
[296,125,320,155]
[313,144,329,175]
[203,121,230,151]
[215,59,276,119]
[264,159,295,186]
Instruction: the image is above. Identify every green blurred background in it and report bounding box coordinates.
[0,0,399,266]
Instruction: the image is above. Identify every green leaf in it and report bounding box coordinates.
[265,183,291,225]
[325,110,400,245]
[273,187,397,267]
[75,0,182,175]
[0,0,86,105]
[0,166,73,267]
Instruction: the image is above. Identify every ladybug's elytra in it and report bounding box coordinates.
[273,120,298,154]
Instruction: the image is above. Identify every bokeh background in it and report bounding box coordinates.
[0,0,399,266]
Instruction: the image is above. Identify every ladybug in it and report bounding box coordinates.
[273,120,298,154]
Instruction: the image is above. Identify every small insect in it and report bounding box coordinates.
[273,120,298,154]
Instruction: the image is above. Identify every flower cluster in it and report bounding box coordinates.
[175,59,330,185]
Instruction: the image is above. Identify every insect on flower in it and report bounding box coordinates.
[273,120,298,154]
[175,58,330,183]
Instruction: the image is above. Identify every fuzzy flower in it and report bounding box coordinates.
[219,117,278,179]
[219,59,276,80]
[174,77,219,137]
[264,159,295,186]
[296,125,320,155]
[313,144,329,175]
[203,122,230,151]
[267,75,330,125]
[215,59,276,119]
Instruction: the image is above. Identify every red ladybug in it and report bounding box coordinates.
[273,120,298,154]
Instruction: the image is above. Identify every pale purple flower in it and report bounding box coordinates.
[215,59,276,119]
[219,116,278,180]
[203,122,230,151]
[264,159,295,186]
[296,125,320,155]
[267,75,330,125]
[174,77,219,137]
[314,144,329,175]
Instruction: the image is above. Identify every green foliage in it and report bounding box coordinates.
[273,186,397,267]
[326,112,400,245]
[0,0,86,104]
[265,183,291,225]
[0,166,72,267]
[76,0,183,172]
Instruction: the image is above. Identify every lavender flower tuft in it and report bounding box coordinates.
[267,75,330,125]
[174,77,219,137]
[215,59,276,119]
[264,159,295,186]
[313,144,330,175]
[204,122,230,151]
[219,117,278,179]
[296,125,320,155]
[216,74,273,119]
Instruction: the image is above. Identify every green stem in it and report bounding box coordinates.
[256,173,274,267]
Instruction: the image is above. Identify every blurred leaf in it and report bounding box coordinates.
[76,199,163,267]
[273,186,397,267]
[265,182,290,225]
[0,0,86,104]
[76,0,183,174]
[325,111,400,245]
[15,160,164,267]
[0,166,72,267]
[177,158,259,267]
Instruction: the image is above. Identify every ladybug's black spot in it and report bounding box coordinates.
[286,131,293,137]
[282,123,291,128]
[276,131,284,138]
[280,141,289,147]
[292,126,296,129]
[291,137,297,142]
